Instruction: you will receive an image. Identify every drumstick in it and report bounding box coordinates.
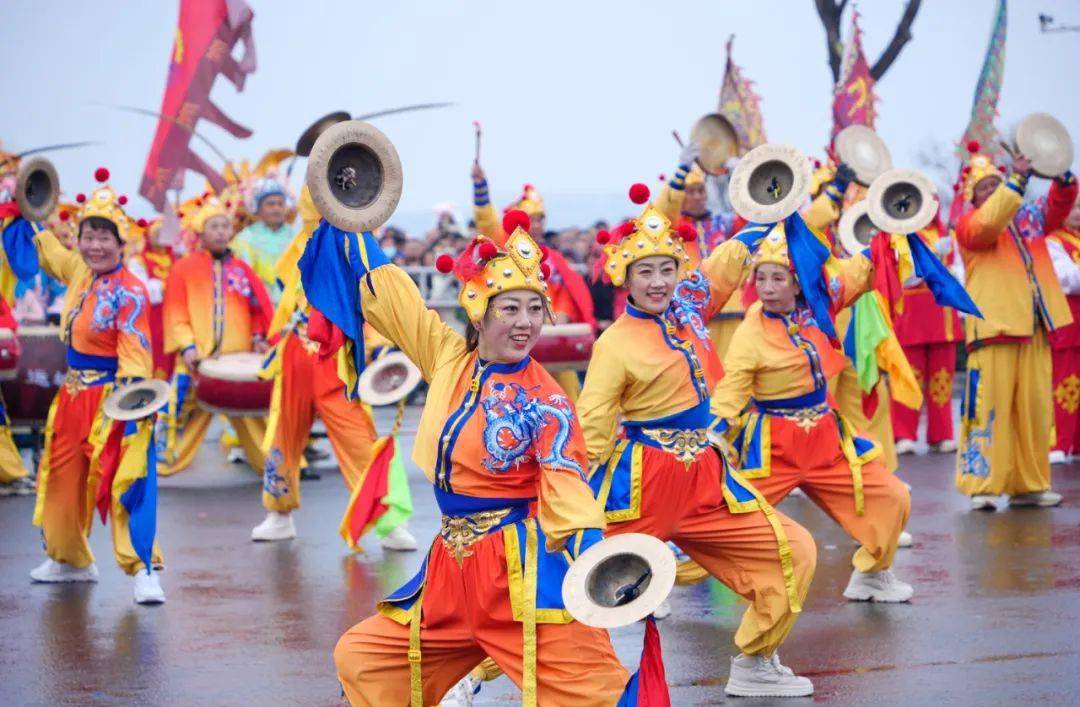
[998,139,1017,159]
[671,130,684,148]
[473,120,482,164]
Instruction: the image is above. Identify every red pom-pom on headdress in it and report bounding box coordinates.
[435,253,455,273]
[118,195,128,205]
[539,245,551,261]
[76,193,86,203]
[966,140,981,154]
[195,198,204,207]
[478,241,498,260]
[137,218,148,228]
[225,200,233,208]
[595,229,611,245]
[998,165,1007,173]
[540,262,552,279]
[94,167,110,183]
[677,221,697,242]
[59,210,70,221]
[658,173,666,182]
[612,221,636,240]
[502,209,531,235]
[629,183,650,205]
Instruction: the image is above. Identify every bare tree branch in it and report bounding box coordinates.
[870,0,922,81]
[814,0,845,83]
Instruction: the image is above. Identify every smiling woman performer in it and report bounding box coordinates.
[578,184,817,698]
[710,223,913,605]
[311,210,629,706]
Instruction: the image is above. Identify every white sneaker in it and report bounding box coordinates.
[970,495,998,511]
[251,512,297,541]
[897,530,913,548]
[725,653,813,697]
[1009,490,1063,507]
[227,447,248,464]
[843,568,913,603]
[440,673,481,706]
[895,439,917,455]
[133,569,166,604]
[651,598,672,620]
[29,558,99,583]
[1049,450,1067,465]
[931,439,957,453]
[380,524,418,552]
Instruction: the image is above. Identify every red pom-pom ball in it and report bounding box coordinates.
[76,193,86,203]
[628,183,650,205]
[540,262,552,279]
[59,210,70,221]
[118,195,128,205]
[998,165,1007,173]
[137,218,148,228]
[595,229,611,245]
[225,200,232,208]
[435,254,455,273]
[677,222,697,242]
[177,210,185,218]
[539,245,550,261]
[962,165,972,174]
[502,209,531,235]
[478,241,498,260]
[966,140,981,154]
[94,167,110,183]
[195,198,203,207]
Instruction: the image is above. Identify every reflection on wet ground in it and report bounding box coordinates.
[2,406,1079,705]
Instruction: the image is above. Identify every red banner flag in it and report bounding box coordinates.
[830,9,877,143]
[139,0,256,211]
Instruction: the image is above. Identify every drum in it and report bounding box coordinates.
[195,352,273,417]
[531,323,594,372]
[0,328,20,380]
[0,325,66,427]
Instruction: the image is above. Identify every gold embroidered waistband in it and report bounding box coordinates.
[64,368,113,392]
[639,427,710,465]
[439,508,513,565]
[762,403,831,431]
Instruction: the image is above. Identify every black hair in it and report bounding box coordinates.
[79,216,121,243]
[465,321,479,351]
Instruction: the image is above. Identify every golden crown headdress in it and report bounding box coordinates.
[74,167,131,241]
[505,183,545,217]
[595,183,695,287]
[748,224,792,271]
[434,209,553,323]
[959,140,1006,202]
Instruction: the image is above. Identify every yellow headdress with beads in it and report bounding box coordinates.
[748,224,792,272]
[506,183,545,217]
[960,140,1004,202]
[75,167,131,241]
[190,196,231,234]
[434,209,553,323]
[595,183,695,287]
[684,164,706,187]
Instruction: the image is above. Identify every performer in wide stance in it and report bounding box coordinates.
[579,183,817,698]
[313,210,631,706]
[159,197,273,474]
[710,220,913,604]
[27,168,165,603]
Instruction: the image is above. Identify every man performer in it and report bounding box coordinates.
[955,142,1077,510]
[159,197,273,475]
[27,167,165,603]
[233,177,294,303]
[128,217,177,380]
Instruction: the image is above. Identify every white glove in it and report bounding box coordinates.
[933,236,953,258]
[678,141,701,169]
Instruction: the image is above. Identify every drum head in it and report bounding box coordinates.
[728,144,812,223]
[305,120,403,233]
[690,114,739,173]
[357,350,422,406]
[197,352,266,382]
[866,169,938,235]
[1015,112,1073,179]
[562,533,676,629]
[834,125,892,186]
[103,379,171,422]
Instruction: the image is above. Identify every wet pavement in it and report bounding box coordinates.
[2,405,1080,705]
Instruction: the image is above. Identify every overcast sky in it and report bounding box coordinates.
[2,0,1078,233]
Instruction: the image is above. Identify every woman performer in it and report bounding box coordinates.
[578,184,817,698]
[27,167,165,604]
[313,211,630,706]
[710,222,913,605]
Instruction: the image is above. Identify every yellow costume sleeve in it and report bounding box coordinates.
[828,252,874,311]
[655,184,685,227]
[162,267,195,354]
[473,202,503,242]
[33,229,84,285]
[535,420,607,551]
[577,334,627,464]
[699,237,751,317]
[360,265,466,381]
[710,319,758,422]
[803,191,840,232]
[960,183,1023,250]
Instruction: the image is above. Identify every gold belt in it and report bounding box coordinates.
[763,403,830,431]
[640,427,710,466]
[63,368,113,393]
[439,508,513,566]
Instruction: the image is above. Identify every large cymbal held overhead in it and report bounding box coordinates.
[15,156,59,222]
[866,168,938,235]
[727,143,812,223]
[1012,112,1074,179]
[837,199,880,257]
[689,113,739,173]
[305,120,403,233]
[295,111,351,158]
[561,533,676,629]
[834,125,892,186]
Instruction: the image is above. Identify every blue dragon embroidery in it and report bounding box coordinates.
[262,448,289,497]
[480,382,582,475]
[91,280,150,349]
[666,269,712,346]
[960,409,994,477]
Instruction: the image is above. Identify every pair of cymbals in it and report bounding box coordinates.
[837,170,939,256]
